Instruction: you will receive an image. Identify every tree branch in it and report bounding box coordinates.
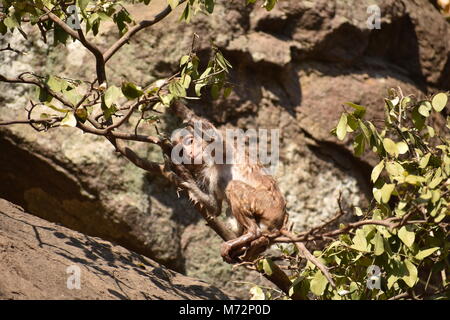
[0,73,75,108]
[43,8,107,85]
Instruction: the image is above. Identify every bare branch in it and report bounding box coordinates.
[0,117,62,126]
[281,230,336,288]
[0,44,25,55]
[274,218,428,243]
[43,8,107,85]
[0,73,75,108]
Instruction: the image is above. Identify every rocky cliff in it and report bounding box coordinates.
[0,198,230,299]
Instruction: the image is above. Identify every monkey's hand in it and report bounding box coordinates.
[180,180,221,215]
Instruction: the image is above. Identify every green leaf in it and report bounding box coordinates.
[336,114,348,141]
[345,102,366,118]
[64,88,82,106]
[181,74,191,89]
[419,153,431,169]
[398,226,415,248]
[289,277,309,300]
[121,82,144,100]
[46,76,68,92]
[54,25,70,45]
[373,188,382,204]
[169,81,186,98]
[0,21,7,35]
[195,83,205,96]
[249,286,265,300]
[199,66,212,81]
[114,8,133,35]
[373,232,384,256]
[385,161,404,179]
[412,107,426,130]
[431,93,448,112]
[371,160,384,183]
[262,0,277,11]
[353,133,365,156]
[216,51,231,72]
[310,271,328,296]
[209,84,219,100]
[160,93,174,106]
[396,142,408,155]
[351,229,369,252]
[427,126,435,137]
[428,168,443,189]
[418,103,430,117]
[77,0,90,12]
[167,0,179,10]
[179,3,192,22]
[405,175,426,185]
[383,138,398,157]
[3,15,20,29]
[358,119,371,142]
[380,183,395,203]
[261,258,274,276]
[415,247,439,260]
[204,0,214,13]
[180,55,190,66]
[354,207,363,217]
[402,260,418,288]
[223,86,232,98]
[104,85,123,108]
[103,104,117,121]
[60,112,77,127]
[45,103,71,113]
[387,275,398,290]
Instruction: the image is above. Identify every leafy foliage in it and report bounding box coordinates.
[0,0,269,126]
[278,89,449,300]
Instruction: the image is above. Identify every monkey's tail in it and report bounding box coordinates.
[281,229,336,288]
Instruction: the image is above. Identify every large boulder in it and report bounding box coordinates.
[0,198,230,299]
[0,0,448,298]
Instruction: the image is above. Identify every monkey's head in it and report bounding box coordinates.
[170,121,224,168]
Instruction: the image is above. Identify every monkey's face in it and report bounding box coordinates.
[181,132,203,162]
[171,127,205,165]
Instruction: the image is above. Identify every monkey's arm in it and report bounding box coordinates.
[181,179,222,216]
[165,157,221,216]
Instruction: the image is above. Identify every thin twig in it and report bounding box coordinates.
[103,0,187,63]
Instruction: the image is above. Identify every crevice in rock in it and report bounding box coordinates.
[0,131,183,272]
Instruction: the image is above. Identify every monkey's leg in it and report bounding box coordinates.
[221,181,266,263]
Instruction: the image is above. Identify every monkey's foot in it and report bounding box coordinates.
[220,242,240,264]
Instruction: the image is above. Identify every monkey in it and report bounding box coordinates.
[169,101,287,263]
[167,101,336,287]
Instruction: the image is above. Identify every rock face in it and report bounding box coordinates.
[0,0,449,298]
[0,198,230,300]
